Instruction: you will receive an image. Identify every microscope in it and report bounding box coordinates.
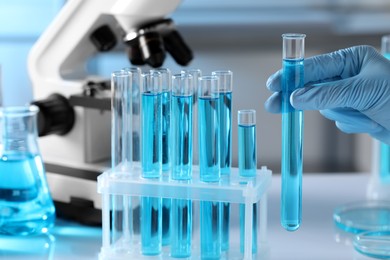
[28,0,192,225]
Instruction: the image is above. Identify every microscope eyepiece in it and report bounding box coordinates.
[163,29,193,66]
[124,19,192,68]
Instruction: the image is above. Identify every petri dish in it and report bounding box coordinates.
[354,231,390,259]
[333,201,390,234]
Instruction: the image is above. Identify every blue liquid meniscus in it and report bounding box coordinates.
[0,154,55,235]
[198,97,220,182]
[281,59,304,232]
[141,92,162,178]
[171,94,193,180]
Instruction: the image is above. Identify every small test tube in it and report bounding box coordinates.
[198,76,222,259]
[281,33,305,231]
[181,69,202,165]
[212,70,233,252]
[141,71,163,255]
[238,110,258,254]
[111,70,133,249]
[380,35,390,182]
[151,68,172,246]
[170,73,193,258]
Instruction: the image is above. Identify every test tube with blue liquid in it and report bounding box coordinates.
[151,68,172,246]
[212,70,233,251]
[111,70,133,250]
[238,110,258,254]
[198,76,222,259]
[181,69,201,165]
[141,71,163,255]
[380,35,390,183]
[281,33,305,231]
[170,73,193,258]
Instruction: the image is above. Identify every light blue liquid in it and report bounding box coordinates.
[162,91,171,172]
[221,202,230,252]
[239,203,257,254]
[238,123,257,253]
[200,201,221,259]
[238,125,257,177]
[219,92,232,175]
[198,97,220,182]
[141,92,162,178]
[0,154,55,235]
[380,143,390,183]
[219,92,232,251]
[171,199,192,258]
[141,92,163,254]
[141,197,162,255]
[171,94,193,257]
[281,59,304,232]
[162,198,171,246]
[171,95,193,180]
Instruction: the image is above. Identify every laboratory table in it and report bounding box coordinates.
[0,173,378,260]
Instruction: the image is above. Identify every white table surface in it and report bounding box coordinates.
[0,173,379,260]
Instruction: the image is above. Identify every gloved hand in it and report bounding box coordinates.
[265,45,390,145]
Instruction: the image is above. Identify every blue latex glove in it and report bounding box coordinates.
[265,45,390,145]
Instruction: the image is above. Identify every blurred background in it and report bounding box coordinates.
[1,0,388,173]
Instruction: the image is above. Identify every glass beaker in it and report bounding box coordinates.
[0,105,55,236]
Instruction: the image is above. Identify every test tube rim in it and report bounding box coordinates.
[150,68,172,92]
[141,71,162,94]
[211,70,233,93]
[172,73,194,96]
[281,33,306,39]
[238,109,256,126]
[198,75,219,99]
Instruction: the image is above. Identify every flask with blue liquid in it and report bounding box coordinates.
[0,105,55,235]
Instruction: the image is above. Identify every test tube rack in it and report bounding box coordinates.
[97,165,272,260]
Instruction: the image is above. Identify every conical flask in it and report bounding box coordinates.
[0,105,55,235]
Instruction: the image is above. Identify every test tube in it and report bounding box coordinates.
[111,70,133,250]
[198,76,222,259]
[122,67,141,163]
[212,70,233,251]
[238,110,258,254]
[181,69,201,165]
[151,68,172,246]
[170,73,193,258]
[141,71,163,255]
[380,35,390,182]
[281,33,305,232]
[121,67,142,243]
[111,70,133,170]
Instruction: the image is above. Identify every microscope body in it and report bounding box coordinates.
[28,0,183,224]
